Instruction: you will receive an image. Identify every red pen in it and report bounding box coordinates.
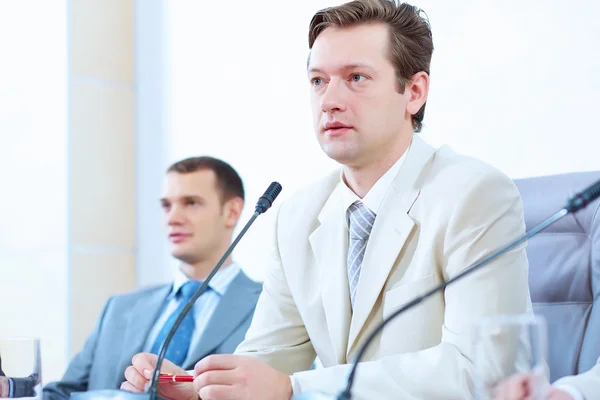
[159,374,194,382]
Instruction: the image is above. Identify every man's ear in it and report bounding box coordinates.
[223,197,244,229]
[406,71,429,116]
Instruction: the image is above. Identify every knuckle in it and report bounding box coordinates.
[194,374,206,388]
[236,368,250,386]
[203,355,217,369]
[200,386,217,399]
[131,354,145,370]
[198,371,213,386]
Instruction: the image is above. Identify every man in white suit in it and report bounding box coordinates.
[121,1,533,398]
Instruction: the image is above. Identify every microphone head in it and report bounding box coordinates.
[255,181,283,214]
[565,178,600,213]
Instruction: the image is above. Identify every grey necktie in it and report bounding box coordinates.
[347,200,376,309]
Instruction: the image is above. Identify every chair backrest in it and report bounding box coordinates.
[514,171,600,382]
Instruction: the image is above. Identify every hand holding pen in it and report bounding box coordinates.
[121,353,197,400]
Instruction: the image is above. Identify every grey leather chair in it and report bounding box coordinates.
[514,171,600,382]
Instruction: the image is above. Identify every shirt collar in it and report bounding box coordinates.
[340,142,411,216]
[170,262,240,298]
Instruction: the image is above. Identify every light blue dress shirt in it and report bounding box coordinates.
[143,263,241,355]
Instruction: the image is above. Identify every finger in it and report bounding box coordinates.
[131,353,158,378]
[124,365,149,391]
[492,379,515,399]
[198,384,235,400]
[193,370,236,392]
[120,381,144,393]
[194,354,241,376]
[132,352,185,377]
[523,376,546,400]
[0,378,9,398]
[507,378,528,400]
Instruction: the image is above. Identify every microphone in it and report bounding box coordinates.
[70,182,283,400]
[256,181,283,214]
[565,179,600,212]
[294,178,600,400]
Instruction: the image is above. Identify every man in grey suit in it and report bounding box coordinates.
[43,156,262,400]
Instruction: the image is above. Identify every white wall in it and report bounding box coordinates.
[135,0,174,288]
[418,0,600,177]
[156,0,600,283]
[0,1,68,383]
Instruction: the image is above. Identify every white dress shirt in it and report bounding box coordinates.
[340,143,411,215]
[143,263,241,355]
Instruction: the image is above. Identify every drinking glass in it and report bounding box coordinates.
[0,337,41,399]
[473,314,548,400]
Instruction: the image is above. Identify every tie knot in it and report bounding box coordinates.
[178,280,203,302]
[347,201,376,241]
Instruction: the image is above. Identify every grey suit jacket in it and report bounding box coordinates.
[43,271,262,400]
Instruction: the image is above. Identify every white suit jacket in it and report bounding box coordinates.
[236,135,533,399]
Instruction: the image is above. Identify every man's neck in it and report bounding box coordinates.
[179,254,234,281]
[343,135,412,198]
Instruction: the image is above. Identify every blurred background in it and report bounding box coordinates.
[0,0,598,384]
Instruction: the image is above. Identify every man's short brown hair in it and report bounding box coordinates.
[167,156,245,202]
[308,0,433,132]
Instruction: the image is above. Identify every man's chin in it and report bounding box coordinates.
[320,143,360,164]
[171,250,197,265]
[324,151,361,167]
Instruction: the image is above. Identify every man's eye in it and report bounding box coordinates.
[351,74,366,82]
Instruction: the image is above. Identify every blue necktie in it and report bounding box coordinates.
[150,280,203,366]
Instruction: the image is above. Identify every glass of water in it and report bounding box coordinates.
[0,337,41,399]
[472,314,548,400]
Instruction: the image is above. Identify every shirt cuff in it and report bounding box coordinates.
[8,377,14,398]
[289,374,301,395]
[554,384,584,400]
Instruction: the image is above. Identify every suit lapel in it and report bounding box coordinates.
[347,136,436,353]
[115,286,171,380]
[309,183,352,364]
[182,271,259,369]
